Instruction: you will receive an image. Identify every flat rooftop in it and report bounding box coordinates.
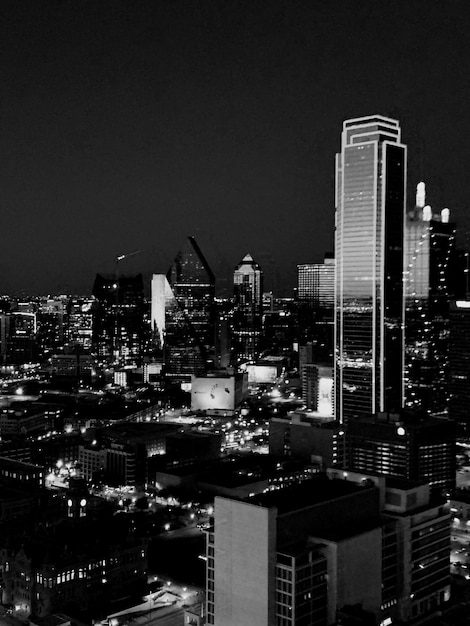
[250,474,371,514]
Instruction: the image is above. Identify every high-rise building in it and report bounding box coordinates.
[36,298,66,357]
[345,410,456,496]
[92,274,145,365]
[65,297,95,350]
[0,311,37,365]
[449,300,470,434]
[151,237,215,382]
[167,237,215,352]
[232,253,263,363]
[297,255,335,364]
[206,471,450,626]
[404,182,456,413]
[335,115,406,424]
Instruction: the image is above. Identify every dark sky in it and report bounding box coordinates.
[2,0,470,295]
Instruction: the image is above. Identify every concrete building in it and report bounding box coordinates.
[269,411,344,468]
[206,471,450,626]
[345,410,456,496]
[301,364,333,414]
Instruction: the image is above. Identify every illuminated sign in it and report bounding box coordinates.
[191,376,235,411]
[245,364,278,384]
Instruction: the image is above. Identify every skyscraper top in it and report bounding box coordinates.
[235,253,262,271]
[342,114,401,145]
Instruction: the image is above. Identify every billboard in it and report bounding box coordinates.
[245,364,278,384]
[191,376,236,412]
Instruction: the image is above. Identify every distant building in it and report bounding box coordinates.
[404,182,456,412]
[0,456,44,489]
[154,236,215,382]
[65,297,94,350]
[269,411,344,467]
[36,298,66,357]
[297,256,334,364]
[232,253,263,363]
[0,404,55,440]
[301,364,333,414]
[78,439,146,488]
[0,311,37,365]
[345,410,456,496]
[92,273,145,366]
[449,300,470,434]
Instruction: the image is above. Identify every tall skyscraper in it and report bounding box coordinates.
[154,236,215,382]
[404,182,456,413]
[232,253,263,363]
[335,115,406,424]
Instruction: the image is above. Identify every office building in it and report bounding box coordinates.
[404,182,456,413]
[36,298,66,357]
[345,410,456,496]
[297,256,335,364]
[0,516,147,618]
[91,273,145,366]
[156,236,215,381]
[449,300,470,434]
[269,411,344,467]
[335,116,406,424]
[206,471,450,625]
[232,253,263,362]
[0,311,37,365]
[330,470,450,624]
[301,364,333,414]
[65,297,94,350]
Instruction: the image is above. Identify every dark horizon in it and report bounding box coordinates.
[2,0,470,295]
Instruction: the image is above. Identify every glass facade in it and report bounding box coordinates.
[165,236,215,380]
[297,259,335,363]
[404,210,456,413]
[335,116,406,423]
[232,253,263,362]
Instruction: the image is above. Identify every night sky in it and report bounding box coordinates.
[2,0,470,295]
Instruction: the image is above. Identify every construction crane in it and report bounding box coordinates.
[115,249,141,280]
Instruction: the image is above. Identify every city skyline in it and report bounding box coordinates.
[2,1,470,294]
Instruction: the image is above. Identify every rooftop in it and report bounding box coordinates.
[249,474,371,514]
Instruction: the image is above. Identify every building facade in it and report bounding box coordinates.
[297,256,335,364]
[404,182,456,413]
[345,410,456,496]
[335,115,406,424]
[232,253,263,363]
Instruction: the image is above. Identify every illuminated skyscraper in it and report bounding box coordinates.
[335,115,406,423]
[92,274,145,365]
[161,236,215,381]
[404,183,456,413]
[232,253,263,362]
